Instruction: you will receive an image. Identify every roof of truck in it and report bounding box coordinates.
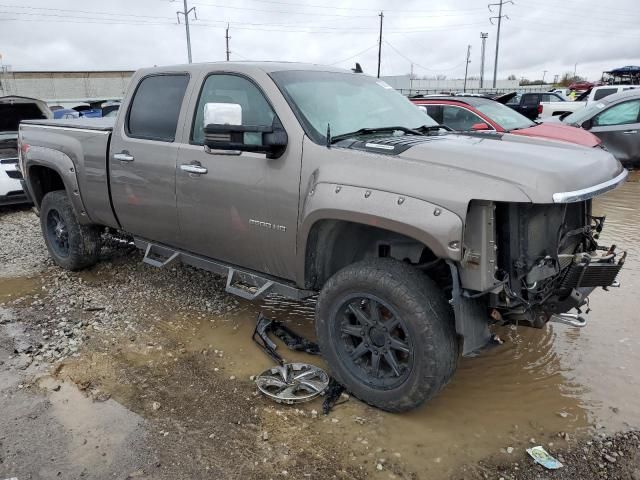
[140,61,352,74]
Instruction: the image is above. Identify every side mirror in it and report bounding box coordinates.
[581,119,593,130]
[471,122,490,131]
[202,102,287,159]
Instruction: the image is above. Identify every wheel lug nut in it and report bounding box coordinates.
[364,344,369,348]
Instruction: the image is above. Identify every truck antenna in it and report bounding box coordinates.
[326,123,331,148]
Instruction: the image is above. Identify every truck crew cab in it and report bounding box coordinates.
[18,62,627,411]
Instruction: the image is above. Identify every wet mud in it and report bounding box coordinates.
[1,173,639,479]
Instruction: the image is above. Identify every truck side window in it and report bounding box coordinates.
[424,105,443,124]
[126,74,189,142]
[192,74,276,145]
[441,106,487,131]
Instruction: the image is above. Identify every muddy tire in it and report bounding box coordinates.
[316,258,457,412]
[40,190,101,271]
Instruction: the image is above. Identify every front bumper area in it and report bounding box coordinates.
[560,249,625,290]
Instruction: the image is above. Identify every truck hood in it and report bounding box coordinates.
[343,132,624,204]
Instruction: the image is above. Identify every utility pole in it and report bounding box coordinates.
[463,44,472,92]
[479,32,488,88]
[225,23,231,61]
[553,74,559,84]
[573,62,577,80]
[488,0,512,88]
[176,0,197,63]
[542,70,547,83]
[377,11,384,78]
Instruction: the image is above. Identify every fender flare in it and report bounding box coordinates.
[295,182,464,284]
[23,145,92,224]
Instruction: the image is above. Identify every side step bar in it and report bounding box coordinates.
[136,238,313,301]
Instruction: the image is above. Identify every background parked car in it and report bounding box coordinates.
[0,95,52,205]
[411,95,601,147]
[503,92,566,120]
[540,85,640,119]
[554,89,640,167]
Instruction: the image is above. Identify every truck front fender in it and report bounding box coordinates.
[23,145,91,224]
[296,182,463,284]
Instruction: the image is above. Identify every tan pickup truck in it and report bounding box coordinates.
[18,62,627,411]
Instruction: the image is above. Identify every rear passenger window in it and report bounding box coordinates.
[523,94,540,106]
[593,88,618,101]
[127,74,189,142]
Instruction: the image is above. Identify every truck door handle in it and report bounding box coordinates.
[180,163,208,175]
[622,130,638,134]
[113,152,134,162]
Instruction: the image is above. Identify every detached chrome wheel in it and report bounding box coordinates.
[335,295,413,389]
[316,258,458,412]
[255,363,329,404]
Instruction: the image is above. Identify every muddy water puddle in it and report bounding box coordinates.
[0,276,40,302]
[140,172,640,478]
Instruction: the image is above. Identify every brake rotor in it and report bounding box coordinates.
[255,362,329,404]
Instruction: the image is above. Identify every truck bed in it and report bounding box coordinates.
[20,116,118,228]
[21,117,115,131]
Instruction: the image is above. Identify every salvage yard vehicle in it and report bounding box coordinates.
[504,92,566,120]
[0,95,52,205]
[540,85,640,119]
[18,62,628,412]
[553,89,640,167]
[411,95,601,147]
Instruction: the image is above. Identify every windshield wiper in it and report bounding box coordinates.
[330,126,424,144]
[417,124,451,133]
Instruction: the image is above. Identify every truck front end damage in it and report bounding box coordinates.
[457,173,627,354]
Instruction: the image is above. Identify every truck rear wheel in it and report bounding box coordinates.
[316,258,457,412]
[40,190,101,271]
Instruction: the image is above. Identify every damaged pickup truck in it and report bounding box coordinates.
[18,63,627,412]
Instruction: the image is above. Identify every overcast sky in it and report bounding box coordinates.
[0,0,638,82]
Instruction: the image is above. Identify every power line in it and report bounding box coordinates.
[488,0,512,88]
[239,0,488,13]
[0,3,171,20]
[329,44,378,66]
[377,11,384,78]
[176,0,197,63]
[479,32,488,88]
[382,40,467,73]
[463,44,471,92]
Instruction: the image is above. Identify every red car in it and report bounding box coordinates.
[411,96,601,147]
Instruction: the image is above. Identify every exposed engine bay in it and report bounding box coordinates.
[460,199,625,329]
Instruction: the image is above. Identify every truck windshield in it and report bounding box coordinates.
[270,70,438,144]
[474,101,535,131]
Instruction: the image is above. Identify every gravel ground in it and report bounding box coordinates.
[1,205,639,480]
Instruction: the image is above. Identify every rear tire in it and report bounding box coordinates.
[40,190,101,270]
[316,258,457,412]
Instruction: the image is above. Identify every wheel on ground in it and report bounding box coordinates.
[316,258,457,412]
[40,190,101,270]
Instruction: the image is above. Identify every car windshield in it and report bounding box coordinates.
[270,70,438,143]
[474,101,535,130]
[562,101,607,125]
